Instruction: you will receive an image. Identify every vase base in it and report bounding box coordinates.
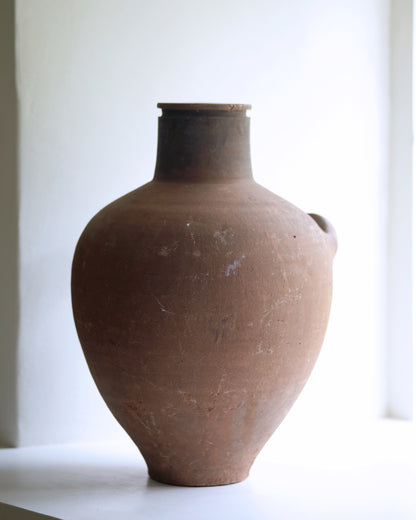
[147,467,250,487]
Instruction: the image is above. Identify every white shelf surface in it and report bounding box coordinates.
[0,419,415,520]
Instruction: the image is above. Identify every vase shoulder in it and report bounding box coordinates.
[81,178,333,263]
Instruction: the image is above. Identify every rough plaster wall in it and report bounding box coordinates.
[12,0,389,445]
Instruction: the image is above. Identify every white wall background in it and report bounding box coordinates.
[4,0,391,446]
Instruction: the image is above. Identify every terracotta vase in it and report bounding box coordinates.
[71,103,337,486]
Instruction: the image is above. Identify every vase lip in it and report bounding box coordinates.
[157,103,251,112]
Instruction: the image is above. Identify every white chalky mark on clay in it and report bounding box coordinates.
[225,254,246,276]
[153,295,175,315]
[186,222,197,246]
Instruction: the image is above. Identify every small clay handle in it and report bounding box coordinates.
[308,213,338,256]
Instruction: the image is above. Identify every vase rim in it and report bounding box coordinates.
[157,103,251,112]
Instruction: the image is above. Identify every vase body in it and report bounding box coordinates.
[71,103,336,486]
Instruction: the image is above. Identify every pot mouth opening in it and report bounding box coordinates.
[157,103,251,116]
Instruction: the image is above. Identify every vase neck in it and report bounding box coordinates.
[153,104,253,182]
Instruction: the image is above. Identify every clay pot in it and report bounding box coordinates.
[71,103,337,486]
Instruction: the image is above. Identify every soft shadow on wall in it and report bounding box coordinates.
[0,0,18,447]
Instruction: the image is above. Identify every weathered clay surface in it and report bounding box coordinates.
[71,104,336,486]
